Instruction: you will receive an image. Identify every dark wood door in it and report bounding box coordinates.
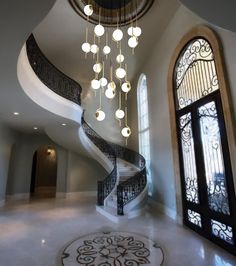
[177,91,236,254]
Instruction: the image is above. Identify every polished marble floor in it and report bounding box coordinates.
[0,196,236,266]
[62,231,164,265]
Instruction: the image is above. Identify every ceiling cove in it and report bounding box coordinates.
[68,0,154,26]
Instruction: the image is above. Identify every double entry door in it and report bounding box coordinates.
[177,90,236,254]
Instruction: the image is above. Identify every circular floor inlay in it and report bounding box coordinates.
[61,231,164,265]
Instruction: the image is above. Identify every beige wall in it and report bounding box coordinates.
[0,124,16,202]
[128,5,236,217]
[6,133,65,195]
[66,150,107,192]
[82,81,125,145]
[6,132,107,197]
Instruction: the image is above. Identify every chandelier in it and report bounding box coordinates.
[70,0,154,142]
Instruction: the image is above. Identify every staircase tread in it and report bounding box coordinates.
[98,205,118,216]
[117,159,140,171]
[118,169,137,172]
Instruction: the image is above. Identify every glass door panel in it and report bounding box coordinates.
[177,96,236,254]
[198,101,230,215]
[187,209,202,227]
[211,219,234,245]
[174,36,236,255]
[179,112,199,204]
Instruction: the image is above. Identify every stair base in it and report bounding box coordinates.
[96,205,147,223]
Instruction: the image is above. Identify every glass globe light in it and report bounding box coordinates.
[107,81,116,90]
[103,45,111,55]
[127,26,134,36]
[133,26,142,37]
[84,4,93,16]
[121,126,131,137]
[93,63,102,73]
[116,54,124,63]
[94,24,105,37]
[90,44,99,54]
[95,110,105,121]
[81,42,91,53]
[115,67,126,79]
[115,109,125,119]
[100,77,108,87]
[112,29,123,42]
[121,82,131,93]
[105,88,116,99]
[91,79,100,90]
[128,36,138,48]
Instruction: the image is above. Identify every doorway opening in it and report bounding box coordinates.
[30,146,57,198]
[168,27,236,255]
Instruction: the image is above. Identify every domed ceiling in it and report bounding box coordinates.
[180,0,236,32]
[69,0,154,26]
[33,0,179,87]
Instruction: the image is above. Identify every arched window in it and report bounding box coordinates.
[169,26,236,255]
[137,74,152,194]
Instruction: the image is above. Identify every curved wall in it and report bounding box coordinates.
[0,1,56,203]
[6,132,107,197]
[129,4,236,220]
[0,124,16,205]
[6,134,67,197]
[17,44,83,125]
[180,0,236,32]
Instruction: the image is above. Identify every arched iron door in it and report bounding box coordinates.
[174,38,236,254]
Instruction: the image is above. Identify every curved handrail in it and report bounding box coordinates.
[25,34,146,215]
[81,117,147,214]
[26,34,82,105]
[109,143,146,169]
[110,143,147,215]
[81,116,117,205]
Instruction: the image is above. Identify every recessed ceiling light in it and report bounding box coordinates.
[62,123,66,126]
[33,127,38,130]
[13,112,19,115]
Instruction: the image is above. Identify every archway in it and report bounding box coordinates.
[137,74,152,195]
[30,145,57,198]
[167,25,236,255]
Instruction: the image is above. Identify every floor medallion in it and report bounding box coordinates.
[61,231,164,265]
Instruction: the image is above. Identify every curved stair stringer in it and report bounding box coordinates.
[17,40,118,208]
[96,164,148,222]
[17,44,83,124]
[117,160,148,216]
[109,159,149,220]
[79,118,120,208]
[79,127,119,206]
[81,117,148,222]
[123,184,148,216]
[18,37,148,221]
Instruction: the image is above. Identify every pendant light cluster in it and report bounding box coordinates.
[81,1,142,141]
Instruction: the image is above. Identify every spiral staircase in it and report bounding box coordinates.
[18,34,148,222]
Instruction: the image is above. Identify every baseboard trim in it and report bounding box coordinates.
[96,205,147,223]
[149,198,177,221]
[96,206,120,223]
[6,193,30,201]
[5,191,96,200]
[0,199,5,207]
[66,191,97,198]
[56,192,67,198]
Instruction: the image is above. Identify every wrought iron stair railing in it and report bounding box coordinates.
[81,115,147,215]
[81,116,117,205]
[110,143,147,215]
[26,34,147,216]
[26,34,82,105]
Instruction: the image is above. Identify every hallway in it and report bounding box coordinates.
[0,196,235,265]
